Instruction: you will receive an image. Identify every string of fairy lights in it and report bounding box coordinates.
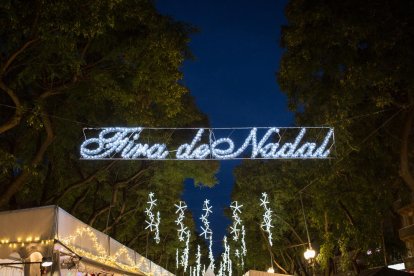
[200,199,215,271]
[0,192,280,275]
[144,192,161,244]
[144,192,276,275]
[230,201,247,269]
[260,192,274,246]
[174,200,191,272]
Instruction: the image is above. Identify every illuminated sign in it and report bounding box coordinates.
[80,127,334,160]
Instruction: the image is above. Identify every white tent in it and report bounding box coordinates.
[0,205,174,276]
[243,270,292,276]
[203,262,215,276]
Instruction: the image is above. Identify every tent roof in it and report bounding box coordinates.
[359,267,410,276]
[0,205,173,276]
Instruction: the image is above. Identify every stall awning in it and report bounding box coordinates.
[0,206,174,276]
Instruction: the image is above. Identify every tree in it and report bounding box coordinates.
[232,0,413,274]
[0,0,218,266]
[279,0,414,193]
[277,0,412,272]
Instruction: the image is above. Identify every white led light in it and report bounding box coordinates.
[240,225,247,269]
[218,260,224,276]
[144,193,161,244]
[221,236,232,276]
[208,235,214,271]
[81,127,334,160]
[241,225,247,256]
[181,230,190,272]
[196,245,201,276]
[260,192,274,246]
[199,199,215,270]
[229,201,247,269]
[230,201,243,241]
[175,201,188,242]
[176,129,205,159]
[176,248,179,269]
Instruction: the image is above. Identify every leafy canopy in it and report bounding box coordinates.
[0,0,218,269]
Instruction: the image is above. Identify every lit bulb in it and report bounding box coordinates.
[267,267,275,273]
[304,248,316,260]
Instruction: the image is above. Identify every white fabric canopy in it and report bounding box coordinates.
[0,206,174,276]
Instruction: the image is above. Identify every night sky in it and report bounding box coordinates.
[156,0,293,255]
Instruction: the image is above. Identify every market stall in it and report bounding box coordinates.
[0,206,174,276]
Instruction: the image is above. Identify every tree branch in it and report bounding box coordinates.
[89,182,122,226]
[45,160,116,204]
[89,204,112,227]
[114,167,149,191]
[103,206,137,233]
[1,39,38,75]
[0,80,24,134]
[69,187,91,214]
[0,109,54,207]
[259,225,289,274]
[127,232,147,247]
[338,200,355,226]
[274,213,305,244]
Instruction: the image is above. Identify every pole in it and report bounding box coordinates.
[300,192,311,248]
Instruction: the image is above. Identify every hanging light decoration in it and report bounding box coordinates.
[175,201,188,242]
[196,245,202,276]
[222,236,232,276]
[181,230,190,272]
[144,192,161,244]
[241,225,247,268]
[230,201,247,269]
[174,201,188,270]
[176,248,179,270]
[230,201,243,241]
[199,199,215,270]
[260,192,274,246]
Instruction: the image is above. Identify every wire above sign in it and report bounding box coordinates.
[80,127,334,160]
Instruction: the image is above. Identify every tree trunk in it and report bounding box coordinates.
[400,106,414,192]
[259,226,289,274]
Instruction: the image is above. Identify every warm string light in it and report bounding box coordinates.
[0,237,50,249]
[61,227,107,256]
[144,192,161,244]
[200,199,215,270]
[260,192,274,246]
[60,227,146,274]
[80,127,334,160]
